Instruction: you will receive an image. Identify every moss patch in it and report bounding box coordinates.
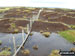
[0,40,2,45]
[48,50,61,56]
[70,25,75,29]
[70,48,75,52]
[33,45,38,50]
[42,32,50,37]
[21,49,30,55]
[59,30,75,43]
[0,50,11,56]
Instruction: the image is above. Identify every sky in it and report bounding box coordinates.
[0,0,75,9]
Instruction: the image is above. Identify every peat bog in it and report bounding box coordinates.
[0,7,75,56]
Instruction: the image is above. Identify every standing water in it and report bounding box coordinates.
[17,32,75,56]
[0,33,26,55]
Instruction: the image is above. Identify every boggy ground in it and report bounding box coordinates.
[0,19,70,33]
[48,16,75,25]
[0,19,29,33]
[32,21,69,32]
[1,7,75,25]
[0,7,75,33]
[39,8,75,25]
[3,7,40,18]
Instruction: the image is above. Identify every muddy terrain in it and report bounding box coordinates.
[3,8,40,18]
[0,7,75,25]
[32,21,69,32]
[0,7,75,33]
[0,19,69,33]
[0,7,75,56]
[0,19,29,33]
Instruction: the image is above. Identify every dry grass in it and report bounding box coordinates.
[0,50,11,56]
[48,50,61,56]
[33,45,38,50]
[70,48,75,52]
[21,49,30,55]
[42,32,50,37]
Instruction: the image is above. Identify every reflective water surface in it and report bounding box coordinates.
[0,32,75,56]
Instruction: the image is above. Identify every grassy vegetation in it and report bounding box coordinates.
[29,32,33,36]
[10,23,16,29]
[55,8,72,12]
[70,48,75,52]
[0,8,10,13]
[59,30,75,43]
[9,18,15,22]
[40,30,43,33]
[42,32,50,37]
[33,45,38,50]
[0,50,11,56]
[6,47,11,51]
[70,25,75,29]
[48,50,61,56]
[13,29,19,33]
[24,10,31,12]
[9,23,19,33]
[0,40,2,45]
[21,49,30,55]
[68,12,75,14]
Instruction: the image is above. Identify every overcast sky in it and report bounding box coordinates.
[0,0,75,9]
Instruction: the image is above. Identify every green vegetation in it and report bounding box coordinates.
[27,7,35,10]
[16,9,21,11]
[68,12,75,14]
[70,25,75,29]
[46,28,49,30]
[42,32,50,37]
[6,47,11,51]
[0,8,10,13]
[70,48,75,52]
[21,49,30,55]
[37,19,43,21]
[13,29,19,33]
[33,45,38,50]
[59,30,75,43]
[0,40,2,45]
[9,18,15,22]
[21,46,24,49]
[24,10,31,13]
[10,23,16,29]
[48,17,51,20]
[9,23,19,33]
[0,50,11,56]
[55,8,72,12]
[29,32,33,36]
[40,30,43,33]
[48,50,61,56]
[23,15,27,18]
